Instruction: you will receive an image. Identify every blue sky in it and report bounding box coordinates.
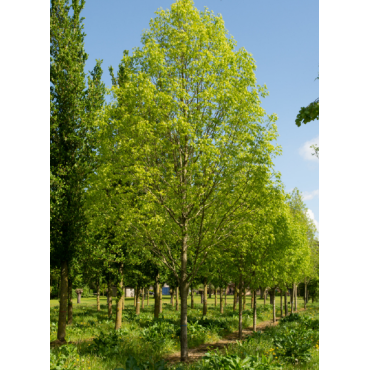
[80,0,319,232]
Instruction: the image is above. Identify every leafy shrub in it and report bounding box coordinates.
[89,330,124,357]
[50,345,78,370]
[114,355,168,370]
[197,351,282,370]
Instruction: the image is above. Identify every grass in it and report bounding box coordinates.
[50,295,317,370]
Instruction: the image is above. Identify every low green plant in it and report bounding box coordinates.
[115,355,168,370]
[50,345,78,370]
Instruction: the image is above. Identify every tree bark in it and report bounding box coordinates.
[280,290,283,317]
[252,289,257,331]
[141,287,144,309]
[115,267,124,330]
[215,287,217,306]
[260,287,264,299]
[159,284,163,313]
[284,290,288,316]
[238,276,243,339]
[154,274,160,318]
[176,286,179,311]
[233,283,237,311]
[170,288,174,307]
[180,281,189,362]
[220,287,224,313]
[304,278,307,310]
[272,289,276,323]
[264,289,267,306]
[294,284,298,312]
[251,289,254,309]
[136,286,140,315]
[290,284,294,315]
[243,288,246,311]
[67,278,73,325]
[203,280,208,316]
[57,260,68,342]
[191,287,194,308]
[97,281,100,311]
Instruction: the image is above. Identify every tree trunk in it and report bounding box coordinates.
[122,286,125,310]
[180,281,189,362]
[146,287,149,306]
[243,288,246,311]
[304,278,307,309]
[67,278,73,325]
[154,275,160,318]
[272,289,276,323]
[159,284,163,313]
[264,289,267,306]
[280,290,283,317]
[233,283,237,311]
[294,284,298,312]
[57,260,68,342]
[191,287,194,308]
[208,285,212,299]
[260,287,264,299]
[203,280,208,316]
[170,288,174,307]
[97,281,100,311]
[284,291,288,316]
[225,285,227,306]
[269,290,274,305]
[238,276,243,339]
[215,287,217,306]
[141,288,144,309]
[252,290,257,331]
[115,267,124,330]
[290,284,294,315]
[136,287,140,315]
[176,286,179,311]
[220,288,224,313]
[251,289,254,309]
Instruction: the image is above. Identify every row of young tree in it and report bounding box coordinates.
[50,0,319,361]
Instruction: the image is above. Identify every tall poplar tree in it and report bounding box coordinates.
[50,0,104,342]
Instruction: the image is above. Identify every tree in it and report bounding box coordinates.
[97,0,280,360]
[51,0,104,342]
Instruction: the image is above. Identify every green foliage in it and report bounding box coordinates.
[90,330,124,357]
[115,355,168,370]
[295,99,319,127]
[50,345,78,370]
[196,351,282,370]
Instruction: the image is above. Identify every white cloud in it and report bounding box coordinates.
[306,209,319,232]
[299,136,319,161]
[302,189,319,201]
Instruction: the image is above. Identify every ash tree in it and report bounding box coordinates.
[96,0,279,360]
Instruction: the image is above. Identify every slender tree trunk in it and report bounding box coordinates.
[233,283,237,311]
[141,287,144,309]
[115,267,124,330]
[264,289,267,306]
[154,275,160,318]
[176,286,179,311]
[57,260,68,342]
[136,286,140,315]
[304,278,307,309]
[97,281,100,311]
[251,289,254,309]
[260,287,264,299]
[225,285,227,306]
[180,281,189,362]
[284,291,288,316]
[191,287,194,309]
[272,289,276,323]
[238,276,243,339]
[209,285,212,299]
[220,288,224,313]
[170,288,174,307]
[122,286,125,310]
[243,288,246,311]
[290,284,294,315]
[215,287,217,306]
[146,287,149,306]
[67,278,73,325]
[253,290,257,331]
[203,280,208,316]
[280,290,283,317]
[294,284,298,312]
[159,284,163,313]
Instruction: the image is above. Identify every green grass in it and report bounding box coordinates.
[50,296,317,370]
